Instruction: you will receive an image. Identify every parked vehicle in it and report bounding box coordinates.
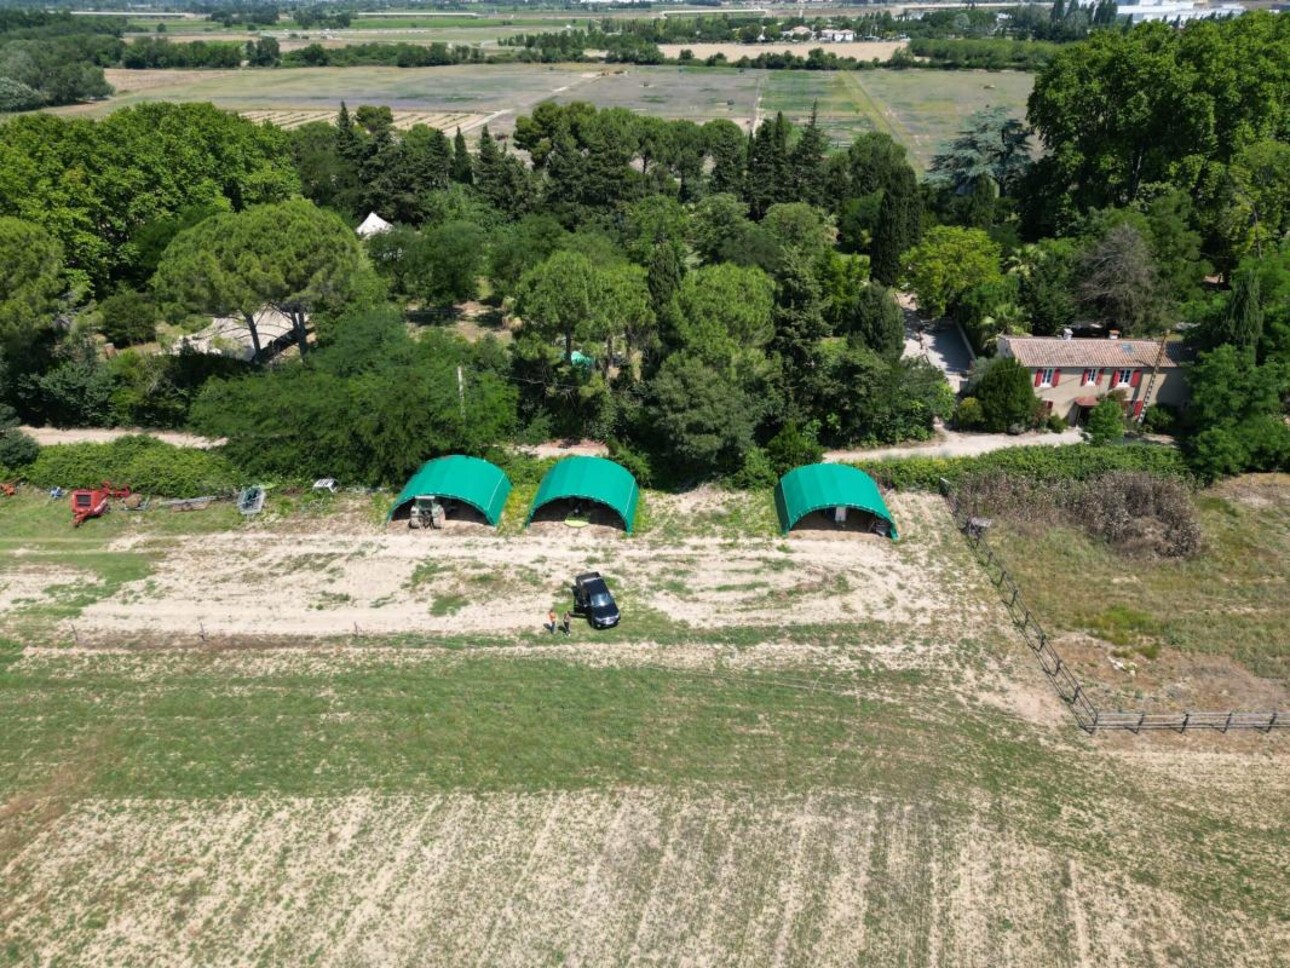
[571,572,620,629]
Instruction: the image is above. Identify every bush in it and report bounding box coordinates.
[22,435,239,497]
[1045,414,1068,434]
[98,290,158,346]
[1140,404,1178,435]
[1086,396,1125,446]
[0,429,40,472]
[857,442,1191,492]
[954,396,985,430]
[955,469,1201,558]
[764,421,823,479]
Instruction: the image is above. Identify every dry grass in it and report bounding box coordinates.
[1,480,1286,964]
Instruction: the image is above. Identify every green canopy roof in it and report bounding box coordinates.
[773,463,898,539]
[388,455,512,526]
[526,456,639,533]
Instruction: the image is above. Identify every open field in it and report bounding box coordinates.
[51,65,1033,162]
[0,477,1287,963]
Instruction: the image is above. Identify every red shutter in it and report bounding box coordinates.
[1052,370,1061,387]
[1033,370,1043,387]
[1097,369,1107,386]
[1132,401,1145,418]
[1130,369,1142,388]
[1081,369,1090,385]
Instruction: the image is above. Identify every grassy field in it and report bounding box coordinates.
[990,474,1290,709]
[50,65,1033,164]
[0,477,1287,964]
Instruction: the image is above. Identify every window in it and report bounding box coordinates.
[1039,368,1055,387]
[1082,369,1097,386]
[1115,368,1133,387]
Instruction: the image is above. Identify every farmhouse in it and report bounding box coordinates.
[997,335,1190,423]
[818,29,857,42]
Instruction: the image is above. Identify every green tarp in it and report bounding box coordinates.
[773,463,898,539]
[388,455,512,525]
[526,456,639,533]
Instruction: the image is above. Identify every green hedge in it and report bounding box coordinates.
[21,435,239,498]
[855,443,1191,492]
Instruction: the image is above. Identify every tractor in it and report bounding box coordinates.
[70,482,132,527]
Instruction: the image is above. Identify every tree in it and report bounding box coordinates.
[765,420,824,478]
[770,254,830,414]
[1185,344,1290,478]
[691,193,752,264]
[927,107,1032,197]
[1017,238,1081,336]
[1076,222,1169,335]
[153,199,373,359]
[1086,396,1125,446]
[451,127,474,185]
[0,216,63,353]
[407,221,488,306]
[644,355,755,474]
[902,226,1003,319]
[870,166,922,287]
[675,263,775,372]
[835,283,905,360]
[971,357,1039,432]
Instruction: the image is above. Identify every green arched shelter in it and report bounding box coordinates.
[526,456,639,533]
[388,455,512,526]
[774,463,898,539]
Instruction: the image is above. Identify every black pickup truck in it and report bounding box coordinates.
[571,572,620,629]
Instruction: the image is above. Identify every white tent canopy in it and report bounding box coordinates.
[356,212,393,238]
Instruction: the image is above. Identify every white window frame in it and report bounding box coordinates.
[1082,369,1098,386]
[1039,367,1055,387]
[1115,368,1133,387]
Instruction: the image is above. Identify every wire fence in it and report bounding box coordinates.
[939,479,1286,736]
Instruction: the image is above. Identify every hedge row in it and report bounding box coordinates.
[20,436,240,498]
[855,443,1191,492]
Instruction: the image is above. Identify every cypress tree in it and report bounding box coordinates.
[335,101,362,164]
[871,167,922,286]
[451,127,474,185]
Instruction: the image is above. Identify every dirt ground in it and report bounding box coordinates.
[45,493,991,647]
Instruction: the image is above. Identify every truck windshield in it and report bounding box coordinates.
[590,592,612,608]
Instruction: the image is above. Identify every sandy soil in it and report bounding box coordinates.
[4,789,1283,967]
[19,425,224,449]
[41,494,986,643]
[658,41,907,62]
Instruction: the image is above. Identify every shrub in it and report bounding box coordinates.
[98,290,158,347]
[0,429,40,472]
[857,442,1191,492]
[1140,404,1178,435]
[764,420,824,479]
[1045,414,1068,434]
[955,396,985,430]
[1086,396,1125,446]
[954,469,1201,558]
[22,436,239,497]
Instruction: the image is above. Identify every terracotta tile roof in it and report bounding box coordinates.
[998,336,1189,369]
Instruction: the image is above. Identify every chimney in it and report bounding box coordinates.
[1061,328,1073,341]
[1108,330,1120,340]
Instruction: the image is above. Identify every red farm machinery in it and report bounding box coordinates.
[70,482,132,527]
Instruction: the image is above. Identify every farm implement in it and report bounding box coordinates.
[70,482,132,527]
